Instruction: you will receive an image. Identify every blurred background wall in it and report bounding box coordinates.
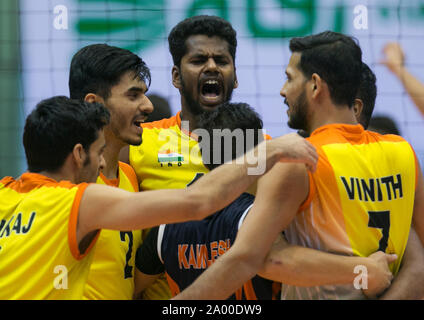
[1,0,424,177]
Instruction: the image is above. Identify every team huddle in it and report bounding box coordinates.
[1,15,424,300]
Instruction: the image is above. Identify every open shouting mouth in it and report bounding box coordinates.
[200,78,223,106]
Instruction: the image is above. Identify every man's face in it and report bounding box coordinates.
[102,71,153,146]
[280,53,310,131]
[78,129,106,183]
[174,35,238,115]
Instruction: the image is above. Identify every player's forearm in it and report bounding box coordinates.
[187,140,279,216]
[259,245,368,287]
[173,251,261,300]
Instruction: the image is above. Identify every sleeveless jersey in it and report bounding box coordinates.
[83,162,142,300]
[281,124,418,300]
[156,193,275,300]
[0,173,97,299]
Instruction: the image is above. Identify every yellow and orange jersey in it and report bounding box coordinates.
[83,162,142,300]
[0,173,97,299]
[282,124,417,300]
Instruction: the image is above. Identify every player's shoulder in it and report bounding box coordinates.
[118,161,136,176]
[141,113,180,130]
[366,130,406,143]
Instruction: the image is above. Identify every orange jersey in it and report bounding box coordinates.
[282,124,417,300]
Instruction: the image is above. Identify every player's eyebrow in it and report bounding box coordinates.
[126,86,147,94]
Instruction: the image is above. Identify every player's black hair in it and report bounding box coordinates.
[168,15,237,68]
[23,96,110,173]
[196,102,264,171]
[368,115,401,135]
[289,31,362,108]
[69,43,151,100]
[357,62,377,129]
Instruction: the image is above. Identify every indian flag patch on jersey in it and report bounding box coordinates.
[158,150,184,163]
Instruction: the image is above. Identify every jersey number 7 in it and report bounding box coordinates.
[368,210,390,252]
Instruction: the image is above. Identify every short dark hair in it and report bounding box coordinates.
[23,96,110,173]
[368,115,400,135]
[357,62,377,129]
[289,31,362,108]
[168,15,237,68]
[69,44,151,100]
[197,102,264,171]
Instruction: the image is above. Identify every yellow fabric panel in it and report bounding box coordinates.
[83,163,142,300]
[324,140,416,274]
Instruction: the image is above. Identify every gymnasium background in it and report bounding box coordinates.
[1,0,423,177]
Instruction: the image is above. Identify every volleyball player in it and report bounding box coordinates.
[124,15,242,299]
[69,44,153,300]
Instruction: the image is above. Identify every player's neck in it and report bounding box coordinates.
[102,143,122,180]
[180,109,199,133]
[310,103,358,132]
[39,166,76,184]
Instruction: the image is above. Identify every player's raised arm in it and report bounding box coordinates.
[382,43,424,116]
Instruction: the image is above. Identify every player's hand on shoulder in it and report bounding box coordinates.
[269,132,318,172]
[362,251,397,299]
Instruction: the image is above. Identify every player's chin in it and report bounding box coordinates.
[126,135,143,146]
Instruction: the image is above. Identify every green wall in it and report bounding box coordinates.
[0,0,23,178]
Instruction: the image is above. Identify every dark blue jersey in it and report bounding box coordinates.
[136,193,276,300]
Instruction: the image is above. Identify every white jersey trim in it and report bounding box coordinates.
[157,224,166,264]
[237,203,254,230]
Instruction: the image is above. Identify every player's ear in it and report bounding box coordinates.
[172,65,182,89]
[72,143,86,169]
[84,93,103,104]
[233,70,238,89]
[310,73,322,99]
[353,98,364,121]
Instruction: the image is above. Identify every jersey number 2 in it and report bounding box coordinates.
[120,231,134,279]
[367,211,390,252]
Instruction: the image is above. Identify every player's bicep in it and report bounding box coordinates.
[232,162,309,261]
